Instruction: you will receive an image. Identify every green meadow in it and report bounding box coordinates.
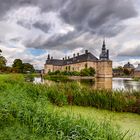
[0,74,140,140]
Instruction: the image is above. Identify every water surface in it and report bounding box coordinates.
[33,77,140,91]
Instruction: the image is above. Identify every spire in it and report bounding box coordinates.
[47,54,50,60]
[100,40,109,60]
[102,39,106,50]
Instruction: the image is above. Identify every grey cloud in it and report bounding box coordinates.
[24,30,83,50]
[0,0,138,52]
[17,21,32,30]
[0,0,67,18]
[60,0,137,37]
[33,22,50,33]
[0,0,31,18]
[118,46,140,57]
[10,37,21,42]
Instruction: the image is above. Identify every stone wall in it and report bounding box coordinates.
[44,64,54,73]
[97,61,112,78]
[60,61,97,72]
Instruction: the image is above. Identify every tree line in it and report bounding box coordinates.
[0,49,35,73]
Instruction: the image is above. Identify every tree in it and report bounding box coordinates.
[0,49,7,72]
[23,63,35,73]
[88,67,96,76]
[0,56,7,71]
[12,59,23,73]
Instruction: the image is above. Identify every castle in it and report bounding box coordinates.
[44,41,112,78]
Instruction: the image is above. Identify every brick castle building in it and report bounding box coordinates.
[44,41,112,78]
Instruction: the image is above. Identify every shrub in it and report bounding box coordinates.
[80,67,95,76]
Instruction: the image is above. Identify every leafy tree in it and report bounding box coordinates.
[88,67,96,76]
[80,67,96,76]
[12,59,23,73]
[23,63,35,73]
[80,68,90,76]
[0,56,7,68]
[0,49,7,72]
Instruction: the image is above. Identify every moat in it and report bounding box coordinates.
[33,77,140,91]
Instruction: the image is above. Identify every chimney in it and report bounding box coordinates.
[73,53,75,58]
[47,54,50,60]
[51,57,53,60]
[65,56,67,60]
[85,50,88,54]
[77,53,79,56]
[68,56,70,59]
[63,58,64,60]
[107,49,109,59]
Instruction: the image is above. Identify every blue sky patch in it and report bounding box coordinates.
[28,48,47,56]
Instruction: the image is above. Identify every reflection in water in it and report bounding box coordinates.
[33,77,44,84]
[113,78,140,91]
[33,77,140,91]
[94,78,112,90]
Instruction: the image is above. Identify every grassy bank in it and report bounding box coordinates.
[55,106,140,140]
[0,74,128,140]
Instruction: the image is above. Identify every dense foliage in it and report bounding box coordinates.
[12,59,24,73]
[0,74,131,140]
[12,59,35,73]
[48,67,96,77]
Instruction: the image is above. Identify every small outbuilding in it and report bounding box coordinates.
[134,64,140,78]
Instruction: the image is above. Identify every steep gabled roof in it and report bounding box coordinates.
[65,52,98,65]
[46,59,64,66]
[45,52,98,66]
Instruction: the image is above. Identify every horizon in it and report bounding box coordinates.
[0,0,140,69]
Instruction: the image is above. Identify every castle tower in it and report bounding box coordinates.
[97,40,112,78]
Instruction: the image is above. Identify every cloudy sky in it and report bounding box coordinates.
[0,0,140,69]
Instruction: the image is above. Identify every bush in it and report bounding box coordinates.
[80,67,95,76]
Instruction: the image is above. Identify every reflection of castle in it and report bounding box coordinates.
[94,78,112,90]
[44,41,112,78]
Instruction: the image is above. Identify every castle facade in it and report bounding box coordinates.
[44,41,112,78]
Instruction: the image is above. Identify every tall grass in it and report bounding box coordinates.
[0,74,129,140]
[39,82,140,114]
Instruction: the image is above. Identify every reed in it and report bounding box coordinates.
[40,82,140,114]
